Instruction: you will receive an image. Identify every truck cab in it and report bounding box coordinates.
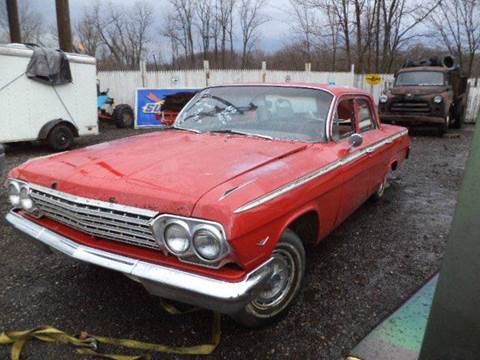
[379,57,468,134]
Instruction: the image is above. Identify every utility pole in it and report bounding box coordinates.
[55,0,73,52]
[6,0,21,43]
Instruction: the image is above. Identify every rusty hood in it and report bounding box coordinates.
[11,130,308,216]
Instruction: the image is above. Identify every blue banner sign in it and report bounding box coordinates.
[135,88,199,128]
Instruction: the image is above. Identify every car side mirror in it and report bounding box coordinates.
[348,133,363,149]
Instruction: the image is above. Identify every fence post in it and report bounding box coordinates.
[261,61,267,83]
[305,62,312,72]
[350,64,355,87]
[204,60,210,87]
[140,60,147,88]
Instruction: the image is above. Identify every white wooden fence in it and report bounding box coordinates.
[98,67,480,123]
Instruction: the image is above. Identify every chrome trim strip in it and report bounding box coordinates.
[234,130,408,213]
[218,179,256,201]
[6,210,274,314]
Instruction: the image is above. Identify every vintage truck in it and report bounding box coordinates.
[379,56,468,135]
[6,83,410,328]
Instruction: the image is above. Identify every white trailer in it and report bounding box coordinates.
[0,44,98,150]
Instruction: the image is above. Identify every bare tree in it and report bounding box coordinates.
[195,0,213,60]
[238,0,268,67]
[431,0,480,77]
[216,0,236,68]
[88,0,154,68]
[76,3,102,56]
[289,0,320,62]
[0,0,45,44]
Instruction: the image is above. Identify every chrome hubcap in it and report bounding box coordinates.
[252,249,295,309]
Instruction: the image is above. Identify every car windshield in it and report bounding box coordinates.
[175,86,334,142]
[395,71,445,86]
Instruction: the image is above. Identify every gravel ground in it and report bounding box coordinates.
[0,123,475,359]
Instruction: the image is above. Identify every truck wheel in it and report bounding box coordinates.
[113,104,134,128]
[47,124,74,151]
[452,107,464,129]
[231,229,305,328]
[439,115,450,136]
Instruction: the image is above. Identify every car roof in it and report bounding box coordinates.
[209,82,372,97]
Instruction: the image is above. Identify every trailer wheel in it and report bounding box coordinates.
[47,124,74,151]
[113,104,134,128]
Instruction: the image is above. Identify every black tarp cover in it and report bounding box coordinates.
[26,47,72,85]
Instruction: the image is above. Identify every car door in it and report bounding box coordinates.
[331,96,372,225]
[354,96,389,195]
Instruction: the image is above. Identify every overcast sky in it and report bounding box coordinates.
[25,0,293,53]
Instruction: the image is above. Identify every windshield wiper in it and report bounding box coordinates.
[209,129,272,140]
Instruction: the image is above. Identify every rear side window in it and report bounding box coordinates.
[356,99,375,132]
[332,99,355,140]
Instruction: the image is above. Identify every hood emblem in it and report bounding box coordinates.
[405,93,414,100]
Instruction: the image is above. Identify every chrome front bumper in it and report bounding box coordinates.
[6,211,274,314]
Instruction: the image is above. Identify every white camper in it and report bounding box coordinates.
[0,44,98,150]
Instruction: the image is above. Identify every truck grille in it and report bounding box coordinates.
[30,186,160,250]
[390,101,431,113]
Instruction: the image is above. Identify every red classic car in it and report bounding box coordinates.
[6,83,410,327]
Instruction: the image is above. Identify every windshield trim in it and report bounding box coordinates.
[173,85,336,143]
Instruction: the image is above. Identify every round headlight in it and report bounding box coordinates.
[20,186,34,211]
[434,95,443,104]
[164,222,190,254]
[8,181,21,207]
[379,95,388,104]
[193,228,222,261]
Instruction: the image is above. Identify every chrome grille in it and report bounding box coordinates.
[30,186,159,250]
[390,101,431,113]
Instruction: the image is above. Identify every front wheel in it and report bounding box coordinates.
[438,114,450,136]
[113,104,134,128]
[231,229,305,328]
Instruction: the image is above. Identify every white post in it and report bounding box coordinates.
[350,63,355,87]
[261,61,267,83]
[203,60,210,87]
[305,62,312,72]
[140,60,147,88]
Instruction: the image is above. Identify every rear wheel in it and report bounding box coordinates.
[371,174,387,202]
[231,229,305,328]
[113,104,134,128]
[47,124,74,151]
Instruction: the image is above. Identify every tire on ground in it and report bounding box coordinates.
[371,174,387,202]
[47,123,74,151]
[452,105,464,129]
[231,229,306,328]
[113,104,134,128]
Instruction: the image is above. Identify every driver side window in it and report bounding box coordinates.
[332,99,355,141]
